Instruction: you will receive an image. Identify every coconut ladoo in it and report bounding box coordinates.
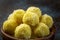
[8,9,25,24]
[23,12,39,26]
[3,19,18,35]
[34,23,50,37]
[41,14,53,28]
[26,6,42,18]
[14,24,31,39]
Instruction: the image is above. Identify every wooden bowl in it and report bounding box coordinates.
[1,25,56,40]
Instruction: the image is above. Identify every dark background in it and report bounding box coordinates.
[0,0,60,40]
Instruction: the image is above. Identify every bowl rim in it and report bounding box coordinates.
[1,25,56,40]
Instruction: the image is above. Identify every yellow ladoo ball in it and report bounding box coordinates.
[26,6,42,18]
[23,12,39,26]
[3,19,18,35]
[34,23,50,37]
[8,13,14,20]
[41,14,53,28]
[8,9,25,24]
[14,24,31,39]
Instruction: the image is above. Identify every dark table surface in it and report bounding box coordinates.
[0,0,60,40]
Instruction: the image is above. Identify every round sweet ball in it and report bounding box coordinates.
[14,24,31,39]
[23,12,39,26]
[26,6,42,18]
[3,19,18,35]
[34,23,50,37]
[8,13,14,20]
[8,9,25,24]
[41,14,53,28]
